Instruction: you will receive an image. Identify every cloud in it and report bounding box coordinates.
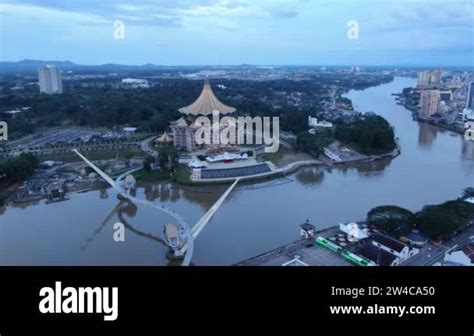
[3,0,304,27]
[266,5,299,19]
[0,0,471,65]
[367,1,473,31]
[1,0,184,27]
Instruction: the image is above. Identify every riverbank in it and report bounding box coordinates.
[396,88,466,136]
[235,226,346,266]
[417,118,465,136]
[187,144,400,185]
[237,190,474,266]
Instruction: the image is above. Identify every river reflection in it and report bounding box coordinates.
[1,77,473,265]
[462,140,474,160]
[418,122,438,148]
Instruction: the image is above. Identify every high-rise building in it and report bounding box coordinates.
[38,65,63,94]
[430,70,442,87]
[419,90,440,119]
[417,70,442,88]
[417,71,430,88]
[466,81,474,109]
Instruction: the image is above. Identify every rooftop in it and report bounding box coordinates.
[460,242,474,263]
[371,232,407,253]
[357,243,398,266]
[178,80,236,116]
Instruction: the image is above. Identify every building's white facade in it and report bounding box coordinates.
[38,65,63,94]
[419,90,440,119]
[444,250,474,266]
[339,222,369,241]
[462,108,474,122]
[308,116,333,128]
[323,148,342,162]
[371,234,419,262]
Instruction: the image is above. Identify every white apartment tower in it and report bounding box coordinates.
[420,90,440,119]
[38,65,63,94]
[417,71,430,88]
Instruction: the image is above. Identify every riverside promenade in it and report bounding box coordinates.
[190,144,400,184]
[190,159,323,184]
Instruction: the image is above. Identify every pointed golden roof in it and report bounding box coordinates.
[157,132,173,143]
[178,79,236,116]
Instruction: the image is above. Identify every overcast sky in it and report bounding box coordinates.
[0,0,473,66]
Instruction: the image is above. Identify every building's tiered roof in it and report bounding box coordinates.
[178,79,236,116]
[156,132,173,143]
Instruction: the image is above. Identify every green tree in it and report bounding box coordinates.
[334,116,396,154]
[143,156,154,172]
[168,147,179,171]
[296,128,333,157]
[0,153,39,186]
[413,201,474,240]
[367,206,414,233]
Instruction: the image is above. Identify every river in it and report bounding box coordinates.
[1,77,473,265]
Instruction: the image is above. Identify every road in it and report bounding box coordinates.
[402,224,474,266]
[140,136,158,156]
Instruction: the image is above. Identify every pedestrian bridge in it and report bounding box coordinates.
[72,149,239,265]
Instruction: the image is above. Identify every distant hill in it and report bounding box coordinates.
[0,59,78,73]
[0,59,256,74]
[0,59,168,74]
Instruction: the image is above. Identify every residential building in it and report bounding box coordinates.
[358,243,400,266]
[417,71,431,88]
[430,70,442,87]
[466,81,474,109]
[371,233,418,262]
[308,116,333,128]
[38,65,63,94]
[417,70,442,88]
[419,90,440,119]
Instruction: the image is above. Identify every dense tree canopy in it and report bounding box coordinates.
[334,115,396,154]
[0,153,38,186]
[368,199,474,241]
[367,205,414,233]
[0,74,393,139]
[296,128,333,157]
[414,201,474,240]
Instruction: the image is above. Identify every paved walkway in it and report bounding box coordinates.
[140,136,158,156]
